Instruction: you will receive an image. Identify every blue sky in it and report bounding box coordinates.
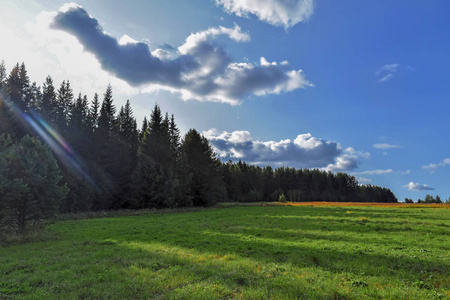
[1,0,449,201]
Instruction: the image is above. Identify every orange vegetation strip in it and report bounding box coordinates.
[271,202,450,208]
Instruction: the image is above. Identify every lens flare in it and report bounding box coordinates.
[0,91,96,188]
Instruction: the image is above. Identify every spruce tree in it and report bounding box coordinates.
[55,80,74,132]
[0,60,6,92]
[132,104,175,208]
[181,129,225,206]
[0,134,68,231]
[89,93,100,133]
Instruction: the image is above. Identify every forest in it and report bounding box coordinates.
[0,61,397,231]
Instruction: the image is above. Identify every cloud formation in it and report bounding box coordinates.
[373,143,401,149]
[203,129,368,170]
[216,0,313,28]
[422,158,450,174]
[376,63,399,82]
[50,3,312,104]
[403,182,435,191]
[352,169,393,176]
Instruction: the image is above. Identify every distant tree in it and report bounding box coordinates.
[435,195,442,203]
[38,76,57,123]
[88,93,100,133]
[0,60,6,91]
[404,198,414,203]
[139,116,148,141]
[0,134,68,231]
[55,80,74,132]
[97,84,116,137]
[424,194,436,203]
[278,193,287,202]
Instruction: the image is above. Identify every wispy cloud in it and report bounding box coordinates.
[403,182,434,191]
[216,0,314,29]
[422,158,450,174]
[376,63,399,83]
[50,3,312,105]
[373,143,402,149]
[357,177,372,183]
[203,129,368,171]
[352,169,393,176]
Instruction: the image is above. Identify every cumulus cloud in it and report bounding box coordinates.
[422,158,450,174]
[376,63,399,83]
[403,182,435,191]
[216,0,314,28]
[373,143,401,149]
[50,3,312,104]
[0,2,136,101]
[203,129,368,170]
[324,147,370,172]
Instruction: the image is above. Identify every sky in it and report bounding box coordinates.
[1,0,450,202]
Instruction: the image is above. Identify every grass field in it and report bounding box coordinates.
[1,204,449,299]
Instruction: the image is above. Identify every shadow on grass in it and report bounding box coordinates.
[3,205,448,299]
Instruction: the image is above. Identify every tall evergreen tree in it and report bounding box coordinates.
[97,84,116,137]
[89,93,100,133]
[0,134,68,231]
[181,129,225,206]
[0,60,6,92]
[55,80,74,132]
[38,76,57,123]
[139,116,148,141]
[132,104,175,208]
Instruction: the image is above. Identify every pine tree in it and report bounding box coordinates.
[97,84,116,137]
[0,60,6,92]
[38,76,57,123]
[132,104,175,208]
[139,116,148,141]
[89,93,100,133]
[181,129,225,206]
[0,134,68,231]
[56,80,74,132]
[113,100,138,208]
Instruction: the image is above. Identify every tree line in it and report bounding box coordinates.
[405,195,450,204]
[0,61,397,231]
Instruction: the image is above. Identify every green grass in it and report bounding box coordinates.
[1,205,449,299]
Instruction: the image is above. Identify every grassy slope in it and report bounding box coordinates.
[1,205,449,299]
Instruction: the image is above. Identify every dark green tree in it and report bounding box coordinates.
[89,93,100,133]
[0,134,68,231]
[132,104,175,208]
[181,129,225,206]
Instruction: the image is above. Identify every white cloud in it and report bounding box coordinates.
[376,63,399,83]
[357,177,372,183]
[422,158,450,173]
[373,143,402,149]
[216,0,314,28]
[178,24,250,55]
[376,64,399,76]
[0,3,136,103]
[403,182,435,191]
[378,73,394,82]
[352,169,393,176]
[204,129,368,170]
[324,147,370,172]
[49,4,312,105]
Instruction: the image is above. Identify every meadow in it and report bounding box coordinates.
[1,204,449,299]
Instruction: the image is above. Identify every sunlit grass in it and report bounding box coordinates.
[1,205,449,299]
